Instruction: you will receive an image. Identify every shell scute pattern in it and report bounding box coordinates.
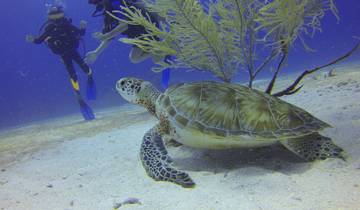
[159,82,329,139]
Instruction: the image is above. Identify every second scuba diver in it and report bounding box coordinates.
[86,0,172,88]
[26,6,96,121]
[85,0,163,64]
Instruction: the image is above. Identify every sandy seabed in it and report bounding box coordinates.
[0,64,360,210]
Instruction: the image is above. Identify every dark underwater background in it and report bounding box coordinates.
[0,0,359,130]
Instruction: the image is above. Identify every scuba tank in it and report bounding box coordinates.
[91,4,105,17]
[90,0,136,17]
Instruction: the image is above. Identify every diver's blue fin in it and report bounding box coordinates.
[86,76,97,100]
[161,55,173,89]
[161,68,170,89]
[78,98,95,121]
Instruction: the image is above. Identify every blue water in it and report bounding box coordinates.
[0,0,359,129]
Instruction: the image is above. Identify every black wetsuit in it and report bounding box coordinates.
[99,0,161,38]
[34,18,91,82]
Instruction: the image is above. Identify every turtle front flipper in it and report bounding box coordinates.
[140,126,195,188]
[281,133,346,161]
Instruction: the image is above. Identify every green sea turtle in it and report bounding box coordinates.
[116,77,345,188]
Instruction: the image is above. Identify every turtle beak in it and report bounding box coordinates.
[116,78,128,98]
[116,78,126,92]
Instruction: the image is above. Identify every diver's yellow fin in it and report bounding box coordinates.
[71,79,80,91]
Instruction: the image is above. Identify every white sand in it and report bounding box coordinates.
[0,65,360,210]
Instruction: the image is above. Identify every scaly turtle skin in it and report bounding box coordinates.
[116,77,345,188]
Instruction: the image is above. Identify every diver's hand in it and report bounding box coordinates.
[92,32,106,42]
[26,34,35,43]
[85,51,98,64]
[79,20,87,29]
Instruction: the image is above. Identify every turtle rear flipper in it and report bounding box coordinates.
[281,133,346,161]
[140,126,195,188]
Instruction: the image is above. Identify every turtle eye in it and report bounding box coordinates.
[135,86,141,93]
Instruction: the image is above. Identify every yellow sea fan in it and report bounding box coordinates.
[111,0,338,83]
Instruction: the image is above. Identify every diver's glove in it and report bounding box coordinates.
[26,34,35,43]
[79,20,87,29]
[92,32,106,42]
[85,51,98,64]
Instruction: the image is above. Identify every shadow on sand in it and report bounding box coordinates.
[170,144,314,176]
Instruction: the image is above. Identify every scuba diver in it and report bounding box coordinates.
[86,0,172,88]
[26,6,96,121]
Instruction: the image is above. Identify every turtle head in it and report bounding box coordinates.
[116,77,160,115]
[116,77,144,103]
